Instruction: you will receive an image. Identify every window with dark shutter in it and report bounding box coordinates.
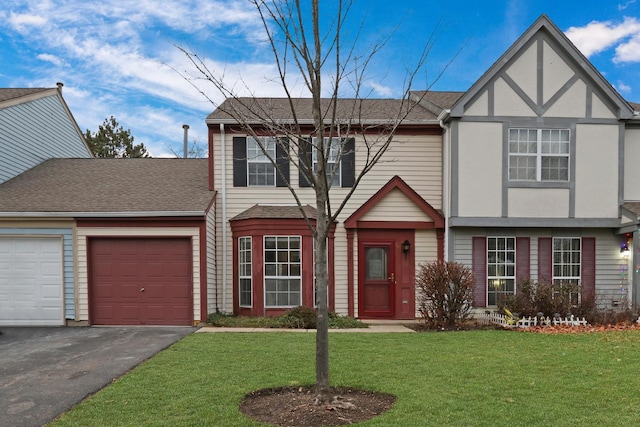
[299,137,355,188]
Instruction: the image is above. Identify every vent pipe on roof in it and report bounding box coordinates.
[182,124,189,158]
[56,82,64,91]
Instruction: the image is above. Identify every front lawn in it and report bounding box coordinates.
[50,330,640,426]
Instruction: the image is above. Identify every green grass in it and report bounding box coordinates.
[50,330,640,426]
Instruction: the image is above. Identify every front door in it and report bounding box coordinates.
[360,243,395,318]
[358,229,415,319]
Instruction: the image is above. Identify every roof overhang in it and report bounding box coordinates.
[0,211,206,218]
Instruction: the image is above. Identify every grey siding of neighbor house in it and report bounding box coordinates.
[0,95,91,184]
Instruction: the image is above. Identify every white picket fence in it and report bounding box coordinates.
[476,311,588,328]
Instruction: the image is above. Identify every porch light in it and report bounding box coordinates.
[402,240,411,255]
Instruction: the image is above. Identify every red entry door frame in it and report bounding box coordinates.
[357,229,415,319]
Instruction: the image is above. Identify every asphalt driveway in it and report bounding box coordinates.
[0,326,195,427]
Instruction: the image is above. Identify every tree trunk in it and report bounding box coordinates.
[314,186,331,404]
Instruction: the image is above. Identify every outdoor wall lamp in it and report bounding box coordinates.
[402,240,411,255]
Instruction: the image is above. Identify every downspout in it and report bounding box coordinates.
[438,109,451,261]
[220,123,228,313]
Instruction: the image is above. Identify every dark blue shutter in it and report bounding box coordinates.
[341,137,355,187]
[233,137,247,187]
[276,138,289,187]
[472,237,487,307]
[299,138,312,187]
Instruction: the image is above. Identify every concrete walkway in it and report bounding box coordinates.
[196,322,416,333]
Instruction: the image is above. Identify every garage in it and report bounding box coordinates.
[0,237,64,326]
[89,237,193,326]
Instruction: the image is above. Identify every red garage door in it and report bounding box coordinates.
[89,238,192,326]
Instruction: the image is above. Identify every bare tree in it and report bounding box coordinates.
[177,0,448,404]
[166,138,208,158]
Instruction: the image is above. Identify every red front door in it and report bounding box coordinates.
[360,243,395,317]
[358,230,415,319]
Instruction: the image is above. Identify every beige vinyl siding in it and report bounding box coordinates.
[76,227,201,322]
[624,129,640,201]
[215,133,442,316]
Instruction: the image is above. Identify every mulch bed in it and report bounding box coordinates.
[239,386,396,426]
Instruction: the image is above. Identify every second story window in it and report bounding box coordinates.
[232,136,289,187]
[508,128,570,182]
[312,137,342,186]
[247,137,276,186]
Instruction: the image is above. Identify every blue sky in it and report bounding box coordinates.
[2,0,640,157]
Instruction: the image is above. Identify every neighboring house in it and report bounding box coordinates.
[206,98,445,319]
[0,158,215,326]
[436,15,640,312]
[0,83,92,184]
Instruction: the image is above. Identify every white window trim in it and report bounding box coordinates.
[486,236,516,306]
[239,236,252,308]
[247,137,276,186]
[552,237,581,303]
[508,128,570,182]
[263,235,302,308]
[312,137,342,186]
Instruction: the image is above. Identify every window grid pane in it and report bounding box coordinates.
[239,237,252,307]
[487,237,516,305]
[264,236,302,307]
[509,128,569,182]
[312,137,341,186]
[553,237,581,305]
[247,137,276,186]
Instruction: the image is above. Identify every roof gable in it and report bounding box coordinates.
[344,175,444,229]
[449,15,634,120]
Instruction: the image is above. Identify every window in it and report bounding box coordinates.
[232,136,289,187]
[487,237,515,305]
[264,236,301,307]
[312,137,341,186]
[553,237,581,304]
[239,237,252,307]
[299,137,354,188]
[509,128,569,182]
[247,137,276,186]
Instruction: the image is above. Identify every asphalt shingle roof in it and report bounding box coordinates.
[0,88,51,103]
[207,97,438,123]
[231,204,317,221]
[0,158,214,215]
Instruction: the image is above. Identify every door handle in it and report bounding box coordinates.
[388,273,395,283]
[140,287,145,292]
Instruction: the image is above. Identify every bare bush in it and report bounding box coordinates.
[416,261,474,328]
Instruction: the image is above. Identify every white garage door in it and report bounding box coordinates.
[0,237,64,326]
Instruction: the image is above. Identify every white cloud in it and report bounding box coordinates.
[619,0,637,11]
[617,81,632,93]
[8,12,47,32]
[565,17,640,60]
[36,53,63,66]
[367,81,394,97]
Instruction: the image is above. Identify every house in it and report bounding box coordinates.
[0,83,92,184]
[206,98,445,319]
[0,158,215,326]
[206,14,640,319]
[436,14,640,312]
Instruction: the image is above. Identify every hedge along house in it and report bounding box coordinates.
[0,158,215,326]
[207,98,445,319]
[436,15,640,312]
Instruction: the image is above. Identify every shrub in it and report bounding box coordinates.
[499,279,583,318]
[416,260,474,328]
[283,306,318,329]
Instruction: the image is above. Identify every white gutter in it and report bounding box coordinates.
[220,123,228,313]
[438,109,451,261]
